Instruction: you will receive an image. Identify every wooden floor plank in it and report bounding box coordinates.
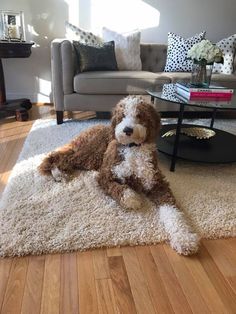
[95,279,118,314]
[77,251,99,314]
[93,248,110,279]
[108,256,137,314]
[182,252,227,313]
[203,239,236,277]
[60,253,79,314]
[204,239,236,294]
[164,245,210,314]
[106,247,122,257]
[1,257,28,314]
[150,245,192,314]
[199,244,236,313]
[226,237,236,292]
[135,246,174,314]
[21,255,45,314]
[40,254,61,314]
[122,246,156,314]
[0,258,13,311]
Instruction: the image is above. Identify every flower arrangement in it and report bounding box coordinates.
[187,39,223,65]
[187,39,224,87]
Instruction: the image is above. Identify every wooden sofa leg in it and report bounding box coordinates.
[56,111,63,124]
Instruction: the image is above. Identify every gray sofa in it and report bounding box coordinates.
[51,39,236,124]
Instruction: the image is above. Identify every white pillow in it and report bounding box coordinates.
[102,27,142,71]
[65,21,102,44]
[213,34,236,74]
[164,31,206,72]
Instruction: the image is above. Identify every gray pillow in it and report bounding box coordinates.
[73,41,118,72]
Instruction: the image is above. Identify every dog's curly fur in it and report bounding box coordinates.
[39,96,199,255]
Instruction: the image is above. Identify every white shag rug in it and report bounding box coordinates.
[0,118,236,257]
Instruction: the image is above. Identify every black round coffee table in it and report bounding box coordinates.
[147,84,236,171]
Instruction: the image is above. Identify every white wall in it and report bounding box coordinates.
[1,0,235,102]
[1,0,70,102]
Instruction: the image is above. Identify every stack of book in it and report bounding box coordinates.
[175,82,234,101]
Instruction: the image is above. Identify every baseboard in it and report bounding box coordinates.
[6,93,52,103]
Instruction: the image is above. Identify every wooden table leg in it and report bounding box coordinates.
[170,103,185,171]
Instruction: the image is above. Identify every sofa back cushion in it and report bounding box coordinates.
[141,43,236,74]
[140,44,167,72]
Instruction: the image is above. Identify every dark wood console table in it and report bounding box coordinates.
[0,41,34,121]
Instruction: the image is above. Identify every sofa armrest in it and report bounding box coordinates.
[51,39,75,111]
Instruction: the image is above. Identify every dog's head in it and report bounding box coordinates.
[111,96,161,145]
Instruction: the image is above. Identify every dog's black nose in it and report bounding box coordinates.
[123,126,133,136]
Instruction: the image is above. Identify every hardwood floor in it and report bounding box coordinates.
[0,105,236,314]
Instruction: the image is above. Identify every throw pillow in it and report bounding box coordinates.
[73,41,118,72]
[102,27,142,71]
[164,31,206,72]
[213,34,236,74]
[65,21,102,44]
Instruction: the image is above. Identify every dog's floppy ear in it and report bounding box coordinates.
[111,106,117,129]
[111,100,124,129]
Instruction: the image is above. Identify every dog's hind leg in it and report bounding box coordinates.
[38,144,76,181]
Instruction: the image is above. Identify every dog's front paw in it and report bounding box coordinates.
[51,167,66,182]
[121,189,143,210]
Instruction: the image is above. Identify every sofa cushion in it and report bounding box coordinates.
[164,72,236,88]
[74,71,171,94]
[164,72,191,83]
[211,74,236,88]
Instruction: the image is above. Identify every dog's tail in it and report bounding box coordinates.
[38,148,75,176]
[38,152,60,176]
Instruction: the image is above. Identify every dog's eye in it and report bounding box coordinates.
[136,113,142,119]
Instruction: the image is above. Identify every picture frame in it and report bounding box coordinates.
[0,10,25,42]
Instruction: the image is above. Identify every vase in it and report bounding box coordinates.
[190,63,213,88]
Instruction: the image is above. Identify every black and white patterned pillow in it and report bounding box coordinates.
[65,21,102,44]
[164,31,206,72]
[213,34,236,74]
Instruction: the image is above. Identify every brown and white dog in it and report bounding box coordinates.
[39,96,199,255]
